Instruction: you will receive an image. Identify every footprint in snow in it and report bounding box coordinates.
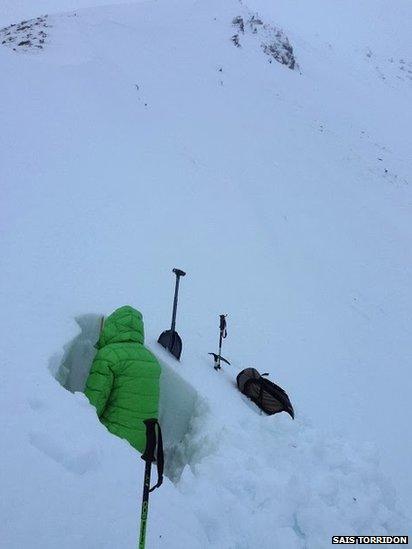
[28,397,48,411]
[29,430,100,475]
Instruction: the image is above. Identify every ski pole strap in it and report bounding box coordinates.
[141,419,164,492]
[149,423,164,492]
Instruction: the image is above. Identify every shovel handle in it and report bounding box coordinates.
[173,268,186,278]
[170,268,186,331]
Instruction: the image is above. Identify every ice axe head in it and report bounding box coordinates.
[208,352,230,366]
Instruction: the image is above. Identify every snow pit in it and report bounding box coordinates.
[49,314,204,482]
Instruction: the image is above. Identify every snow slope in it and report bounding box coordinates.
[0,0,135,27]
[1,0,411,547]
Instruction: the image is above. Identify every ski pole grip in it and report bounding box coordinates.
[141,419,157,463]
[173,268,186,278]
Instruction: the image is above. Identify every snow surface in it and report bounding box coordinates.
[1,0,411,547]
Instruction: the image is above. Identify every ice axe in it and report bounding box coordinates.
[209,314,230,370]
[158,268,186,360]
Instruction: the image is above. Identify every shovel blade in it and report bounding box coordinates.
[158,330,183,360]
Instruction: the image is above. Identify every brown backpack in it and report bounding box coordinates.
[236,368,294,418]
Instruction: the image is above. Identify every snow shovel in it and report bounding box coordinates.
[158,268,186,360]
[139,419,164,549]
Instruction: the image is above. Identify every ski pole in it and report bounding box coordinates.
[139,419,164,549]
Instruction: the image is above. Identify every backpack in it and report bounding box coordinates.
[236,368,294,418]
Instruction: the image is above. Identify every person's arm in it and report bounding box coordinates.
[84,356,113,417]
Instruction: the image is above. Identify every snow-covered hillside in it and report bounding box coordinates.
[1,0,411,547]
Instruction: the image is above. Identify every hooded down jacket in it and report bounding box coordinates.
[84,306,161,452]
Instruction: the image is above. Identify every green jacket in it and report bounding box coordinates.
[85,306,161,452]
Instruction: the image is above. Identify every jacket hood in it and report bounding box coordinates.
[97,306,144,348]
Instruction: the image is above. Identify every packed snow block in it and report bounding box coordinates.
[159,363,197,447]
[51,314,101,393]
[159,361,209,482]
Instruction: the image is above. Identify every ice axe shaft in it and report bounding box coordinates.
[218,322,224,360]
[209,314,230,370]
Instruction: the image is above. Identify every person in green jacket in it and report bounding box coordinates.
[85,305,161,453]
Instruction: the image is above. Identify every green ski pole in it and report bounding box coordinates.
[139,462,151,548]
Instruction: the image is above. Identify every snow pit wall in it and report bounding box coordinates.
[158,361,210,482]
[49,314,204,482]
[50,314,102,393]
